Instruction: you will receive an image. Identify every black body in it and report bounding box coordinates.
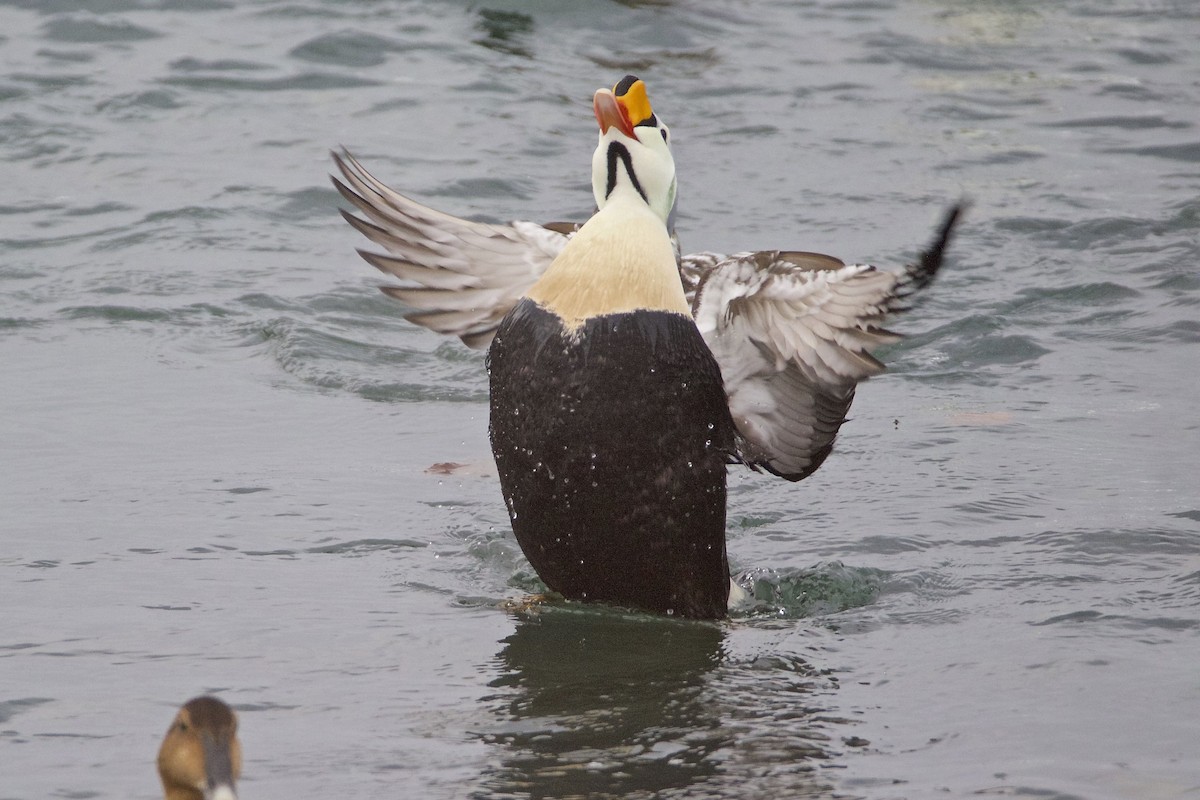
[488,299,737,619]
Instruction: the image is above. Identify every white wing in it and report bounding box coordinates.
[331,149,576,348]
[333,149,962,480]
[692,205,963,480]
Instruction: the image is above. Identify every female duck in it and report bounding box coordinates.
[157,696,240,800]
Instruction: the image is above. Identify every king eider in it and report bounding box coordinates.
[157,696,241,800]
[489,78,736,619]
[332,76,964,619]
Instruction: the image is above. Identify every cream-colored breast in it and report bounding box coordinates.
[525,200,690,330]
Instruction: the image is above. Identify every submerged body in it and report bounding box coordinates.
[489,300,736,618]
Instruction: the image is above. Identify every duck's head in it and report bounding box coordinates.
[591,75,676,225]
[157,696,242,800]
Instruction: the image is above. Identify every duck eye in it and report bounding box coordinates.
[660,128,669,143]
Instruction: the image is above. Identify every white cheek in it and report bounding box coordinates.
[591,141,608,208]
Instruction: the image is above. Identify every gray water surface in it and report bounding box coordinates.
[3,1,1199,798]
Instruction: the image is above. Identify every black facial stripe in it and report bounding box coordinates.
[606,141,648,203]
[636,113,658,128]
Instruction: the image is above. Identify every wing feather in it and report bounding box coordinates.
[331,149,571,348]
[694,204,964,481]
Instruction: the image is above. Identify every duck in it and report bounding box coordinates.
[332,75,963,619]
[157,696,241,800]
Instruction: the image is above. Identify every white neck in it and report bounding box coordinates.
[525,192,689,331]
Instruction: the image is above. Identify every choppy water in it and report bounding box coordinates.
[3,0,1199,798]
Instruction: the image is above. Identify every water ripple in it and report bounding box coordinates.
[169,56,269,73]
[307,538,428,555]
[245,308,488,403]
[0,698,54,725]
[160,72,379,93]
[1044,114,1191,131]
[41,15,161,43]
[733,562,886,620]
[1107,140,1200,162]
